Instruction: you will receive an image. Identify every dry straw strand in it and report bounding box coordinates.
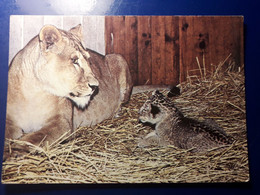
[2,56,249,184]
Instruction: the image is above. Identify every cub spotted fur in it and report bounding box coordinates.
[5,24,133,158]
[138,91,233,152]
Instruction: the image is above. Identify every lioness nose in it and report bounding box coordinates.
[88,83,98,92]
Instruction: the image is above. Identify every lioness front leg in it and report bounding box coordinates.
[6,116,72,159]
[3,118,24,160]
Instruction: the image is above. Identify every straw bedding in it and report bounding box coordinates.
[1,59,249,184]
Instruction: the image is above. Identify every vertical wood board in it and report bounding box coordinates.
[9,16,243,86]
[125,16,138,85]
[137,16,152,85]
[9,15,105,64]
[165,16,179,85]
[151,16,166,85]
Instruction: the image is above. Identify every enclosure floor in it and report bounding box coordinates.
[2,69,249,184]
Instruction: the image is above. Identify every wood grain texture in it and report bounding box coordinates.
[10,16,243,86]
[105,16,244,85]
[113,16,126,55]
[151,16,166,85]
[137,16,152,85]
[165,16,180,85]
[105,16,114,54]
[125,16,138,85]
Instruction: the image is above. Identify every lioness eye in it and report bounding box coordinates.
[72,57,79,66]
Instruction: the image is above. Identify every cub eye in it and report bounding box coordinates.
[151,104,161,117]
[72,57,79,66]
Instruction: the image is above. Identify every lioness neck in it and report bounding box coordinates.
[7,36,59,115]
[10,37,41,73]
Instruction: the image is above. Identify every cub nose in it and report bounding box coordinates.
[88,83,98,92]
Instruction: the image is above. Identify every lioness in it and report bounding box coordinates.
[5,24,133,158]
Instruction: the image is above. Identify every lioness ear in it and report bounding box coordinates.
[39,25,62,52]
[69,24,83,40]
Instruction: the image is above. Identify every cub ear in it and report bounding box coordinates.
[39,25,62,52]
[69,24,83,40]
[152,90,158,95]
[152,90,162,96]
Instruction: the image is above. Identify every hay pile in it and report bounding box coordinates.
[2,59,249,184]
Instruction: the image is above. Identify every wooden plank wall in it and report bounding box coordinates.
[9,16,243,86]
[105,16,244,85]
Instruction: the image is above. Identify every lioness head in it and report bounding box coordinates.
[37,24,99,109]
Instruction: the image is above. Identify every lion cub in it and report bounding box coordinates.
[138,91,233,152]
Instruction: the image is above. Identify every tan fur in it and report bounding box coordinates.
[5,24,133,158]
[73,52,133,128]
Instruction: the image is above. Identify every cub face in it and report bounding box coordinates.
[139,91,166,124]
[37,24,99,109]
[139,90,179,125]
[139,101,163,124]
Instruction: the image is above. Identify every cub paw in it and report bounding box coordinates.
[138,138,151,148]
